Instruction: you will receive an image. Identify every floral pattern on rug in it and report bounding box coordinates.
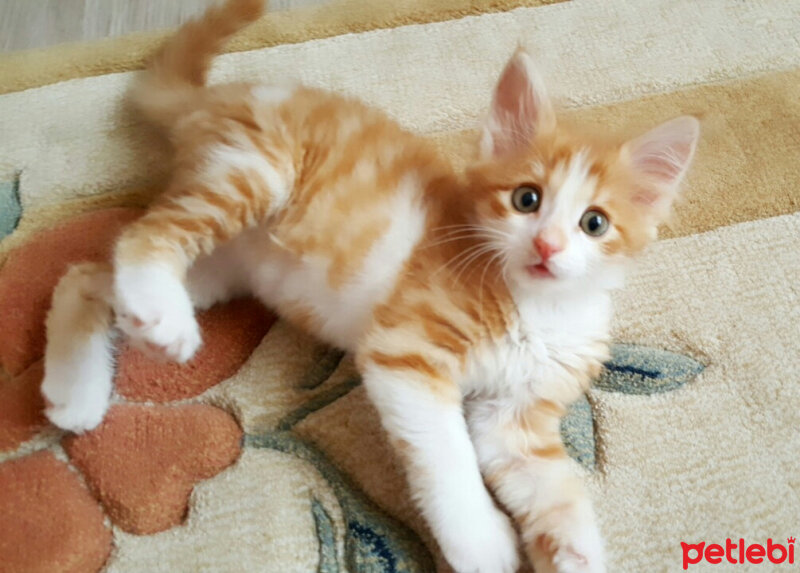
[0,209,269,571]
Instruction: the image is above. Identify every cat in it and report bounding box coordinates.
[40,0,699,571]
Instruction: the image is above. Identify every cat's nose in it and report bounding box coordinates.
[533,236,563,261]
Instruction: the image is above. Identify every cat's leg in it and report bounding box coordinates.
[467,397,605,573]
[42,263,116,432]
[41,242,248,432]
[114,150,292,362]
[359,358,520,573]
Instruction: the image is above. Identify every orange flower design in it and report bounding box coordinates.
[0,209,274,572]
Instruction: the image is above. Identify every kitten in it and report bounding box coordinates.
[41,0,699,571]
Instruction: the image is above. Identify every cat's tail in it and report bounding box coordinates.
[131,0,265,129]
[41,263,116,433]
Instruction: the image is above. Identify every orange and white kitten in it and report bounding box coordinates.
[41,1,699,571]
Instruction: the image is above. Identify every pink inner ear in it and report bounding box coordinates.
[491,60,537,155]
[627,116,699,187]
[495,59,536,122]
[486,51,550,157]
[632,187,661,207]
[632,140,694,182]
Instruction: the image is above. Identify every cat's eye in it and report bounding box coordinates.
[580,209,610,237]
[511,185,541,213]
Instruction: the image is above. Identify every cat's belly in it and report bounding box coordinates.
[243,247,387,349]
[230,179,428,350]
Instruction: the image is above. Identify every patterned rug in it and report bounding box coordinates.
[1,1,798,571]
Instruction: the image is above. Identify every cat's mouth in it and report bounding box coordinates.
[525,263,555,279]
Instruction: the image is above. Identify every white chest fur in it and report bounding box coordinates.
[463,289,612,403]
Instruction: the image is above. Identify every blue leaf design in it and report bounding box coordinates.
[247,432,434,573]
[596,343,705,395]
[0,175,21,240]
[561,344,705,470]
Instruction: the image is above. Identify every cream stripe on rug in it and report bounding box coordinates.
[0,0,798,211]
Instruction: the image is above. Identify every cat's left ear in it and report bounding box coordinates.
[623,115,700,218]
[480,48,556,159]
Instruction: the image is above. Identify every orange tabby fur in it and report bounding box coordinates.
[42,1,700,571]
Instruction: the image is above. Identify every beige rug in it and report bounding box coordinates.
[0,0,798,571]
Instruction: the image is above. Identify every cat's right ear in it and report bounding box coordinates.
[480,48,555,159]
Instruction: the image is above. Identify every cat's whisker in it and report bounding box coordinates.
[430,239,495,277]
[432,243,485,279]
[421,226,510,251]
[430,224,511,240]
[420,233,484,250]
[449,244,498,286]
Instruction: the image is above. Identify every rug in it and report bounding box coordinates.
[0,0,798,571]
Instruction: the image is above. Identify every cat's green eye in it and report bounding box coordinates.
[511,185,541,213]
[580,209,609,237]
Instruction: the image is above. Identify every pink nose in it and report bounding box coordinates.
[533,236,563,261]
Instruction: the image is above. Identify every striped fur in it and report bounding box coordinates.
[41,1,699,571]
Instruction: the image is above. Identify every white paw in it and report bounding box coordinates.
[44,398,108,433]
[441,506,520,573]
[114,263,201,363]
[41,362,111,433]
[529,503,605,573]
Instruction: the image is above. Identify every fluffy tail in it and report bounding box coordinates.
[132,0,265,129]
[41,263,116,433]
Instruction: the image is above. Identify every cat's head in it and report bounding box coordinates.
[467,49,699,294]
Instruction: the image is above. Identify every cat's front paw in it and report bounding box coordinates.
[527,503,605,573]
[114,263,201,362]
[440,505,520,573]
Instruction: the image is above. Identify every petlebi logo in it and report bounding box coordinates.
[681,537,796,569]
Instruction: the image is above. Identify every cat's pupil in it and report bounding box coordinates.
[521,193,534,207]
[587,215,601,231]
